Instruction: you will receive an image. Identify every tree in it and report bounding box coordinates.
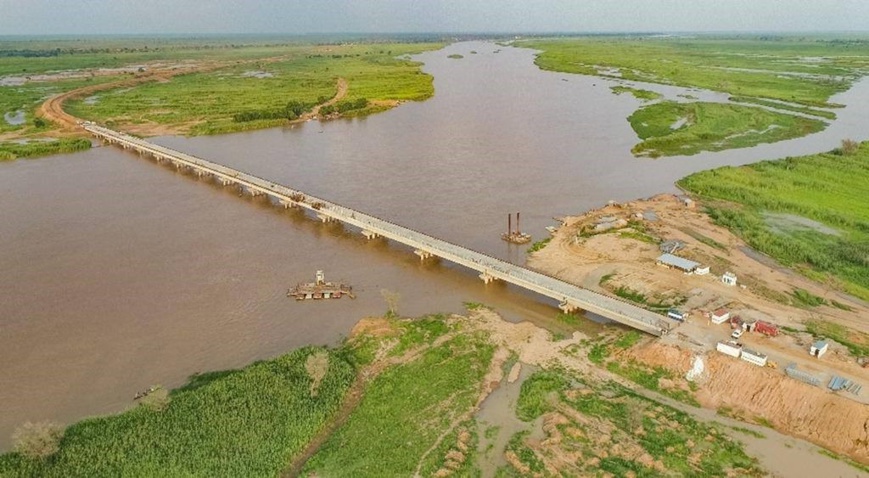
[380,289,401,318]
[841,138,859,156]
[12,421,64,460]
[33,117,46,128]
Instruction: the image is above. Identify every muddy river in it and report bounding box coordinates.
[2,41,869,450]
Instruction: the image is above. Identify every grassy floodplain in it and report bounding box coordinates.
[0,310,770,477]
[679,141,869,301]
[629,101,825,157]
[64,43,440,136]
[0,36,442,158]
[525,36,869,156]
[0,347,355,477]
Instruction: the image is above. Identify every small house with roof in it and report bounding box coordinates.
[711,309,730,324]
[657,253,700,273]
[810,340,829,358]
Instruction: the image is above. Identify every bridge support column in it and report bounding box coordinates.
[317,213,334,223]
[479,272,497,284]
[558,301,579,314]
[218,178,233,186]
[361,230,380,240]
[279,199,296,208]
[414,249,434,261]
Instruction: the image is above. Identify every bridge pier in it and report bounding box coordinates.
[479,272,498,284]
[278,199,297,208]
[218,178,234,186]
[361,230,380,240]
[317,213,335,223]
[414,249,435,261]
[558,301,579,314]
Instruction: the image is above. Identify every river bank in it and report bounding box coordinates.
[2,310,864,476]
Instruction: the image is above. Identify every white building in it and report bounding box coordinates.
[810,340,829,358]
[741,348,768,367]
[722,272,737,286]
[716,341,742,358]
[711,309,730,324]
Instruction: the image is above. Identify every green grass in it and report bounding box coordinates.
[515,371,571,421]
[303,333,493,477]
[606,361,700,406]
[587,343,610,364]
[526,37,865,107]
[729,95,837,120]
[678,142,869,301]
[818,449,869,474]
[679,226,729,251]
[610,85,662,101]
[617,229,660,244]
[0,347,355,477]
[614,331,643,349]
[0,76,121,136]
[805,319,869,357]
[66,43,439,136]
[0,138,91,160]
[790,288,828,307]
[729,425,766,439]
[526,237,551,253]
[628,101,826,157]
[508,370,763,477]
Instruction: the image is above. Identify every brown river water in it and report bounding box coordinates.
[2,41,869,450]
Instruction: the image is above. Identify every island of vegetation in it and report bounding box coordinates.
[609,85,662,101]
[0,37,443,159]
[628,101,825,157]
[525,36,869,157]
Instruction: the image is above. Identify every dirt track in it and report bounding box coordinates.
[38,66,208,132]
[36,56,348,137]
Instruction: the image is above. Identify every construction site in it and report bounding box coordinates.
[528,194,869,462]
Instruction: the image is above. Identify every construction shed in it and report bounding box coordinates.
[722,272,738,286]
[716,341,742,358]
[657,253,700,273]
[741,348,768,367]
[810,340,829,358]
[711,309,730,324]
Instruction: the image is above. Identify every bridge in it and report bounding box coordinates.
[85,123,679,336]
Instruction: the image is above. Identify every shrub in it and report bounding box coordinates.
[12,421,64,460]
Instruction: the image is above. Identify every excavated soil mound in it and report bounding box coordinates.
[627,342,869,464]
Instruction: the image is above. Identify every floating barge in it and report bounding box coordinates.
[502,212,532,244]
[288,270,355,300]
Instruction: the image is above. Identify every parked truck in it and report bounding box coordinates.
[755,320,779,337]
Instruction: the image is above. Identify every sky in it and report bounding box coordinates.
[1,0,868,36]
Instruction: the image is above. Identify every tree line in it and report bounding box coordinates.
[234,97,368,123]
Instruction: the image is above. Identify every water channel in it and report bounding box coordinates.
[2,41,869,449]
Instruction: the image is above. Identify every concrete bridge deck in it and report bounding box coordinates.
[85,123,678,336]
